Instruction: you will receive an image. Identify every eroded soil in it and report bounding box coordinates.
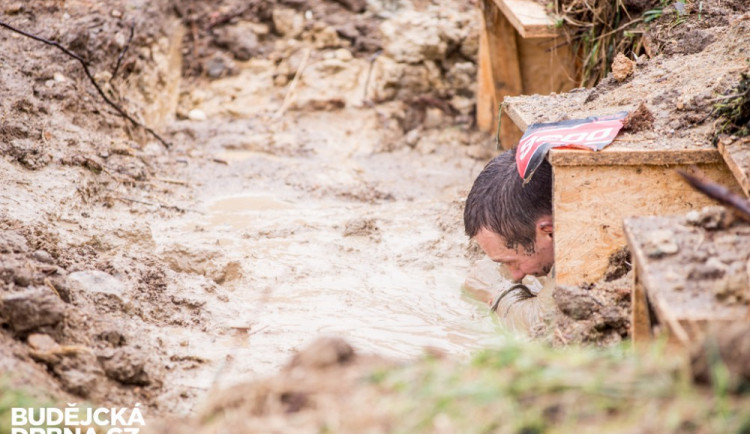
[0,0,498,416]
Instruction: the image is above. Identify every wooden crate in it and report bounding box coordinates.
[503,95,744,286]
[476,0,577,149]
[624,215,750,346]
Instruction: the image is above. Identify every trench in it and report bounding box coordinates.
[139,33,502,398]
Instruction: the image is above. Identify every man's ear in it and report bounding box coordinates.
[536,216,554,236]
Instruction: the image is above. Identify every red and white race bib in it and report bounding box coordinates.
[516,112,627,182]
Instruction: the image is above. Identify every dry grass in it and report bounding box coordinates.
[549,0,657,87]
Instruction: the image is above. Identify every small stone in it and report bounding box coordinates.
[423,107,445,129]
[204,53,234,78]
[404,128,421,147]
[0,288,66,333]
[33,250,54,264]
[53,73,66,83]
[334,48,353,61]
[643,229,679,258]
[331,0,367,12]
[213,22,260,61]
[67,270,129,309]
[287,337,355,370]
[4,3,23,15]
[553,285,597,320]
[111,10,122,18]
[27,333,59,352]
[0,230,29,253]
[212,261,243,285]
[12,267,32,287]
[99,348,151,386]
[611,52,635,82]
[685,206,733,230]
[188,109,207,121]
[272,8,305,38]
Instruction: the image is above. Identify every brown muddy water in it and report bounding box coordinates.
[152,181,501,393]
[147,101,501,404]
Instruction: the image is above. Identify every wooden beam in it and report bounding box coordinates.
[549,147,723,166]
[491,0,560,39]
[631,266,652,348]
[476,3,496,132]
[718,136,750,197]
[477,0,524,148]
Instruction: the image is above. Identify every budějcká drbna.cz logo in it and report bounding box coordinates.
[11,403,145,434]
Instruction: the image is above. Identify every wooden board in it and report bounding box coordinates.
[492,0,560,39]
[477,0,524,148]
[517,35,576,95]
[553,163,742,286]
[631,268,652,347]
[476,4,496,132]
[718,136,750,197]
[624,215,750,345]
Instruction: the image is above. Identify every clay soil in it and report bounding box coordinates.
[1,0,749,431]
[1,0,492,416]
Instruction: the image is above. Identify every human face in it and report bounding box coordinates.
[473,222,554,282]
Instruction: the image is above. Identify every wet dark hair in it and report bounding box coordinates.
[463,148,552,251]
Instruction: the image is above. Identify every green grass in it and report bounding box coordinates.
[368,337,750,434]
[0,380,55,434]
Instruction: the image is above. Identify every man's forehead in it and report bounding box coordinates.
[473,229,518,255]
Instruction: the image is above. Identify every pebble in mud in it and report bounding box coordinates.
[0,288,66,333]
[685,206,734,230]
[67,270,130,311]
[643,229,679,258]
[611,52,635,82]
[287,337,355,370]
[99,347,151,386]
[0,230,29,253]
[33,249,54,264]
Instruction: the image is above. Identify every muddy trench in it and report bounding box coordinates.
[0,0,500,415]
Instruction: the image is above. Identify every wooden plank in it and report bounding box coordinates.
[499,110,524,150]
[492,0,560,39]
[623,215,750,345]
[631,266,652,347]
[553,162,743,286]
[718,136,750,197]
[549,147,723,166]
[517,36,576,95]
[478,0,524,147]
[476,3,496,132]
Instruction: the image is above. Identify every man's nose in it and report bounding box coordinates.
[509,267,526,282]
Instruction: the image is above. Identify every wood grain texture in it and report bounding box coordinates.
[631,268,653,348]
[478,0,524,147]
[476,4,495,132]
[549,147,723,166]
[517,36,576,95]
[553,163,742,286]
[492,0,560,38]
[718,136,750,197]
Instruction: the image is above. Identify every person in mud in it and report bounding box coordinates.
[463,148,555,333]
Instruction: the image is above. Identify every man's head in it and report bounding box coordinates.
[464,149,554,281]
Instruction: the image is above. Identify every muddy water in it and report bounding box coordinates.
[152,180,500,391]
[146,50,499,403]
